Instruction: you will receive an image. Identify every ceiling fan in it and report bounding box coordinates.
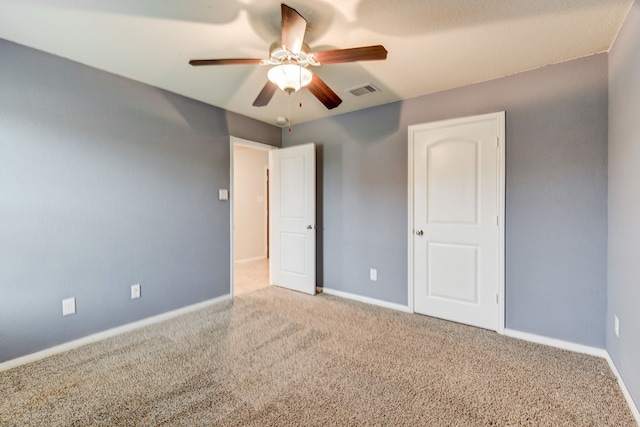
[189,3,388,110]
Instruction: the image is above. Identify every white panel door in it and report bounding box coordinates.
[270,143,316,295]
[411,113,504,331]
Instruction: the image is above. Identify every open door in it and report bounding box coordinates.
[270,143,316,295]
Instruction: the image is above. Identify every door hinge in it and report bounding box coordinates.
[496,216,499,226]
[496,293,499,304]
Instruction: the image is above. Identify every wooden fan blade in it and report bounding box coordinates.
[313,45,388,64]
[281,3,307,54]
[189,58,262,66]
[307,74,342,110]
[253,81,278,107]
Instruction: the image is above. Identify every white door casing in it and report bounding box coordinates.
[229,137,277,296]
[270,143,316,295]
[408,113,505,332]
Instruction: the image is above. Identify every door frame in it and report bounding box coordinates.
[407,112,506,333]
[229,136,278,296]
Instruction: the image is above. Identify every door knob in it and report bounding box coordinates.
[306,225,314,230]
[415,229,424,236]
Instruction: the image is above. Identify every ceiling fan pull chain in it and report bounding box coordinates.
[299,67,303,108]
[288,92,292,132]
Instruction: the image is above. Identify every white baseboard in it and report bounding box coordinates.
[322,291,636,423]
[0,294,232,372]
[235,256,267,264]
[320,287,412,313]
[503,329,608,357]
[3,292,638,425]
[604,354,640,425]
[504,329,639,425]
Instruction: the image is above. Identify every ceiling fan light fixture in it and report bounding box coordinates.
[188,4,386,110]
[267,64,312,93]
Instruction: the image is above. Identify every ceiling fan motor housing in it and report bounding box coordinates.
[268,42,316,67]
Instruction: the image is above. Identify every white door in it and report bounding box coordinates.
[409,113,505,331]
[270,143,316,295]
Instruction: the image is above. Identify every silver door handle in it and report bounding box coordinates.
[415,229,424,236]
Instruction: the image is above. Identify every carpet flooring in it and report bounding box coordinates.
[1,286,636,426]
[234,259,269,296]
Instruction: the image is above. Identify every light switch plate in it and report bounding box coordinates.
[219,189,229,201]
[62,297,76,316]
[131,283,141,300]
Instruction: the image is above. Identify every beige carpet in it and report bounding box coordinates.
[234,259,269,296]
[1,287,636,426]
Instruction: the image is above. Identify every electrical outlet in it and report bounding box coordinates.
[62,297,76,316]
[370,268,378,281]
[614,315,620,338]
[131,283,141,300]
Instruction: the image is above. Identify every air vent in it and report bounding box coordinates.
[347,83,380,97]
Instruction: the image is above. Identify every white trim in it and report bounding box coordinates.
[495,111,506,334]
[407,126,415,314]
[264,164,270,259]
[229,136,278,296]
[407,112,506,333]
[231,136,278,151]
[0,294,231,372]
[3,292,638,422]
[604,353,640,425]
[323,280,638,423]
[505,328,639,424]
[321,287,412,313]
[503,328,608,357]
[235,256,268,264]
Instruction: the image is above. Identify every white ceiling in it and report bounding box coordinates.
[0,0,633,126]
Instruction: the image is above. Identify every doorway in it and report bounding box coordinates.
[230,137,276,296]
[408,112,505,332]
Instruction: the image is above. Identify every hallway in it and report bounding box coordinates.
[234,259,269,295]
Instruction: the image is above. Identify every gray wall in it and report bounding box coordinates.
[284,54,609,348]
[0,31,617,366]
[608,0,640,409]
[0,39,280,362]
